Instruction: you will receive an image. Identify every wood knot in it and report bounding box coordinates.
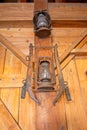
[85,71,87,76]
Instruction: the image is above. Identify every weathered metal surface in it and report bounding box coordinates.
[53,44,71,105]
[21,44,39,104]
[33,11,51,38]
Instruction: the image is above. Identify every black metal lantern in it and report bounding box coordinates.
[35,57,56,92]
[33,10,52,38]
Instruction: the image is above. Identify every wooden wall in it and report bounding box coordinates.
[0,3,87,130]
[0,27,87,130]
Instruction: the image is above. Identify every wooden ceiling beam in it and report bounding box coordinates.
[0,3,87,28]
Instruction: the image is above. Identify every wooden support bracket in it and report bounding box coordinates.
[60,30,87,64]
[0,34,28,66]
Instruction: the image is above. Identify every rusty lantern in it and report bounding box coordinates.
[35,57,56,92]
[33,11,52,38]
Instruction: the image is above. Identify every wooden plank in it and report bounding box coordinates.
[0,48,23,123]
[3,50,22,75]
[71,48,87,56]
[0,49,25,88]
[1,88,20,122]
[0,100,21,130]
[0,28,86,56]
[0,34,28,66]
[33,1,67,129]
[0,74,24,88]
[61,55,75,70]
[75,58,87,120]
[60,30,87,63]
[19,92,36,130]
[34,38,67,129]
[63,59,87,130]
[0,3,87,28]
[19,60,36,130]
[0,44,6,74]
[34,0,48,11]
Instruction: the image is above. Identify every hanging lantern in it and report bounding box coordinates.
[35,57,56,92]
[33,11,52,38]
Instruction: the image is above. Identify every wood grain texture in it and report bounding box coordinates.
[19,92,36,130]
[75,58,87,121]
[34,0,48,11]
[0,74,24,88]
[0,88,20,122]
[0,100,21,130]
[0,28,86,57]
[34,24,67,130]
[0,44,6,74]
[71,48,87,56]
[19,60,35,130]
[63,59,87,130]
[0,3,87,28]
[3,50,21,75]
[60,30,87,63]
[0,8,87,130]
[0,4,86,129]
[0,49,22,122]
[0,34,27,66]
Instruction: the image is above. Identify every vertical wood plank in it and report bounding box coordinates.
[19,92,36,130]
[0,100,21,130]
[1,88,20,122]
[34,32,67,130]
[75,58,87,120]
[0,43,6,74]
[1,50,22,122]
[63,59,87,130]
[19,62,36,130]
[35,93,67,130]
[4,50,21,75]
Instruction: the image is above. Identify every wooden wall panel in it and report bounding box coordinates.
[0,44,6,74]
[4,50,22,75]
[0,88,20,122]
[0,19,87,130]
[63,59,87,130]
[75,58,87,120]
[0,28,87,56]
[0,100,21,130]
[0,49,22,122]
[0,3,87,28]
[19,61,36,130]
[19,93,36,130]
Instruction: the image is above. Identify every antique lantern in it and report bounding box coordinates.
[33,11,52,38]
